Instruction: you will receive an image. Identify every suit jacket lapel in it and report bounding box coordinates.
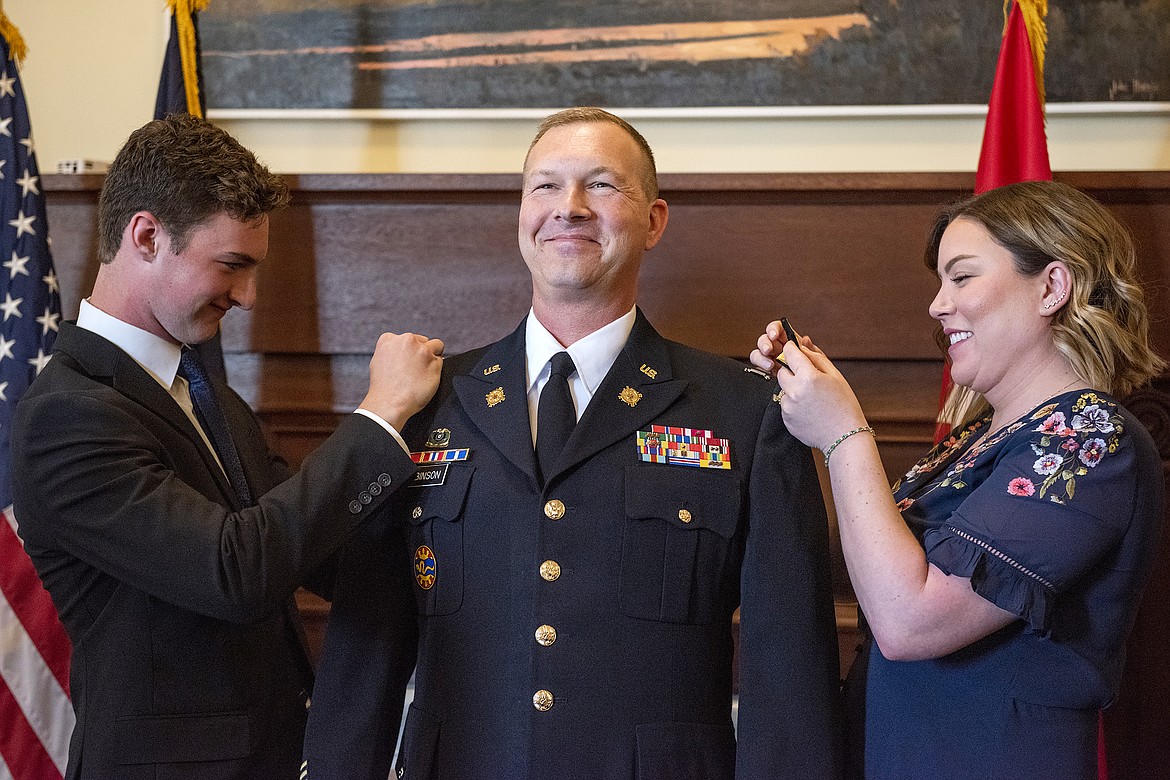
[56,323,241,508]
[451,321,539,485]
[549,312,686,482]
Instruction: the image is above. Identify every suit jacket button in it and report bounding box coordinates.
[539,560,561,582]
[348,500,363,514]
[535,624,557,646]
[368,482,382,496]
[359,491,373,505]
[678,508,693,523]
[543,499,565,520]
[378,472,393,486]
[533,689,555,711]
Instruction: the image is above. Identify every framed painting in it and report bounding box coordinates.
[200,0,1170,116]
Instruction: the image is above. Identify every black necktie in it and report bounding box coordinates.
[536,351,577,484]
[179,347,253,507]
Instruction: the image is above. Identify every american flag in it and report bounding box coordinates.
[0,30,73,780]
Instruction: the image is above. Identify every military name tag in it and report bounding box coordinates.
[411,463,449,487]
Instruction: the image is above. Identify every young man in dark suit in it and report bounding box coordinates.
[305,108,841,779]
[11,114,443,779]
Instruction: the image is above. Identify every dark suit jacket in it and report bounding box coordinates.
[11,322,416,779]
[305,311,841,779]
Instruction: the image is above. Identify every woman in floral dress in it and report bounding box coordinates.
[752,180,1166,779]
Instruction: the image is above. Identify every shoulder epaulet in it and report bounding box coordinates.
[743,366,772,380]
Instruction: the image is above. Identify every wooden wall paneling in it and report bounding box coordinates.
[39,173,105,320]
[234,175,532,357]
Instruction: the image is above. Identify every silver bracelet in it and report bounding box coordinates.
[822,425,875,466]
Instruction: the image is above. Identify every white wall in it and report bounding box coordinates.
[8,0,1170,175]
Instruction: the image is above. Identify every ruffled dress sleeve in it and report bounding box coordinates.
[921,392,1138,635]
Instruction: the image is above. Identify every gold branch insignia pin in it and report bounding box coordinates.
[619,386,643,407]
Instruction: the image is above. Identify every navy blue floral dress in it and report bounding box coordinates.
[851,390,1164,779]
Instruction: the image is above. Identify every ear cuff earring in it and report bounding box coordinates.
[1043,290,1067,310]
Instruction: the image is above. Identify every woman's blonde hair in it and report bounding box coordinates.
[925,180,1166,426]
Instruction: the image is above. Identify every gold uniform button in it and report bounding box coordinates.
[539,560,561,582]
[533,689,554,711]
[544,499,566,520]
[678,509,693,524]
[535,624,557,646]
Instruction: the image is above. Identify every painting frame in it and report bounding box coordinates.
[199,0,1170,117]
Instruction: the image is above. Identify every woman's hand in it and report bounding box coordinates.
[750,320,868,452]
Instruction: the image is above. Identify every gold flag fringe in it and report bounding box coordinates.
[1004,0,1048,111]
[0,10,29,64]
[165,0,211,117]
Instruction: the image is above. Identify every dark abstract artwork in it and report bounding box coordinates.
[201,0,1170,110]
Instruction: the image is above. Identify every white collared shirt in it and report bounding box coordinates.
[525,306,636,447]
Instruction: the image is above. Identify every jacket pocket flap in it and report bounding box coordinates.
[625,466,741,538]
[115,711,252,764]
[406,464,475,524]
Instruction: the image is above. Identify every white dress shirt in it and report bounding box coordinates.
[525,306,636,447]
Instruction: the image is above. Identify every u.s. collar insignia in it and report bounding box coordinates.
[640,363,657,379]
[415,545,437,590]
[619,386,643,407]
[426,428,451,448]
[486,387,505,407]
[483,364,501,376]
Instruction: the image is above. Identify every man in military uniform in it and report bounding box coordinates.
[304,108,841,779]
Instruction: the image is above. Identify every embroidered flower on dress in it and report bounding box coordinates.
[895,497,915,512]
[1010,393,1124,503]
[1033,453,1062,476]
[1036,412,1067,434]
[1008,477,1036,496]
[1079,438,1107,467]
[1071,404,1115,434]
[899,420,986,483]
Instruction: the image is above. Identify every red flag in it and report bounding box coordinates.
[975,1,1052,193]
[934,0,1052,443]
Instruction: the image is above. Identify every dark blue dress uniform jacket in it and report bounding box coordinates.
[305,311,841,779]
[11,322,416,779]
